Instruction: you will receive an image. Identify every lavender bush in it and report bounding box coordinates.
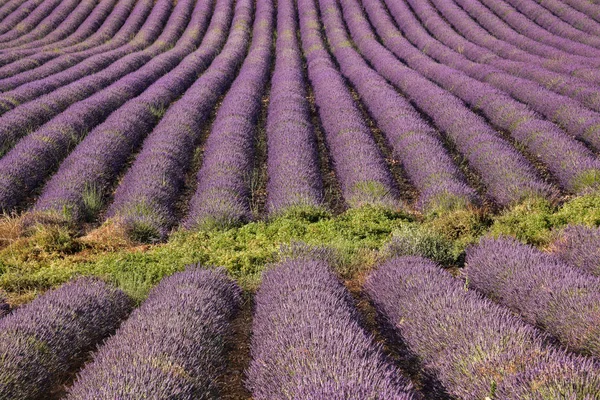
[466,236,600,358]
[553,225,600,276]
[247,258,416,399]
[365,256,600,399]
[67,267,241,399]
[0,278,132,399]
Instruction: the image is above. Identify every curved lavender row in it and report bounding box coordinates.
[0,0,65,45]
[35,0,232,223]
[298,0,397,209]
[0,0,204,212]
[107,0,254,240]
[0,0,48,35]
[553,225,600,276]
[455,0,600,59]
[528,0,600,36]
[466,236,600,358]
[0,0,31,24]
[0,0,98,51]
[563,0,600,23]
[408,0,600,85]
[383,0,600,121]
[334,0,551,205]
[320,0,477,212]
[447,0,600,63]
[365,256,600,399]
[0,0,175,155]
[0,0,87,50]
[0,278,132,400]
[499,0,600,49]
[248,258,416,399]
[185,0,274,228]
[0,0,114,52]
[265,0,323,214]
[67,268,241,399]
[0,0,141,73]
[358,0,600,192]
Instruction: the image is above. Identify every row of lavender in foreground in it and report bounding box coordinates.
[319,0,478,212]
[0,0,146,82]
[67,268,241,399]
[0,278,131,399]
[247,258,416,399]
[0,0,206,212]
[264,0,323,214]
[184,0,274,229]
[106,0,255,239]
[466,236,600,358]
[297,0,398,208]
[365,256,600,399]
[359,0,600,193]
[553,225,600,276]
[330,0,552,206]
[33,0,231,223]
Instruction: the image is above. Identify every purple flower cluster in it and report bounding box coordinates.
[320,0,477,213]
[553,225,600,276]
[107,0,254,240]
[247,258,416,399]
[265,0,323,214]
[0,0,206,212]
[0,0,146,82]
[34,0,229,222]
[466,236,600,358]
[0,0,33,25]
[0,278,132,399]
[365,256,600,399]
[359,0,600,193]
[67,267,241,399]
[298,0,398,208]
[185,0,274,229]
[339,0,552,206]
[0,0,175,152]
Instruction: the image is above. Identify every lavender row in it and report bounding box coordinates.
[553,225,600,276]
[298,0,398,209]
[34,0,229,223]
[0,278,132,399]
[384,0,600,122]
[0,0,175,154]
[320,0,478,212]
[106,0,254,240]
[247,258,416,399]
[466,236,600,358]
[513,0,600,36]
[0,0,64,45]
[0,0,98,51]
[337,0,551,205]
[0,0,85,50]
[184,0,274,229]
[0,0,113,52]
[264,0,323,214]
[0,0,204,212]
[359,0,600,192]
[0,0,142,73]
[0,0,49,36]
[0,0,32,24]
[499,0,600,49]
[563,0,600,23]
[68,268,241,399]
[365,256,600,399]
[410,0,600,84]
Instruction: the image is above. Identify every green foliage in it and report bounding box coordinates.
[383,224,456,266]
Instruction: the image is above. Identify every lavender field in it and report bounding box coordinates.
[0,0,600,397]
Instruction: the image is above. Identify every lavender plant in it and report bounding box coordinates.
[67,267,241,399]
[0,278,132,399]
[466,236,600,358]
[553,225,600,276]
[365,256,600,399]
[247,258,416,399]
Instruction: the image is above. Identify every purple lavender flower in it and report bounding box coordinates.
[553,225,600,276]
